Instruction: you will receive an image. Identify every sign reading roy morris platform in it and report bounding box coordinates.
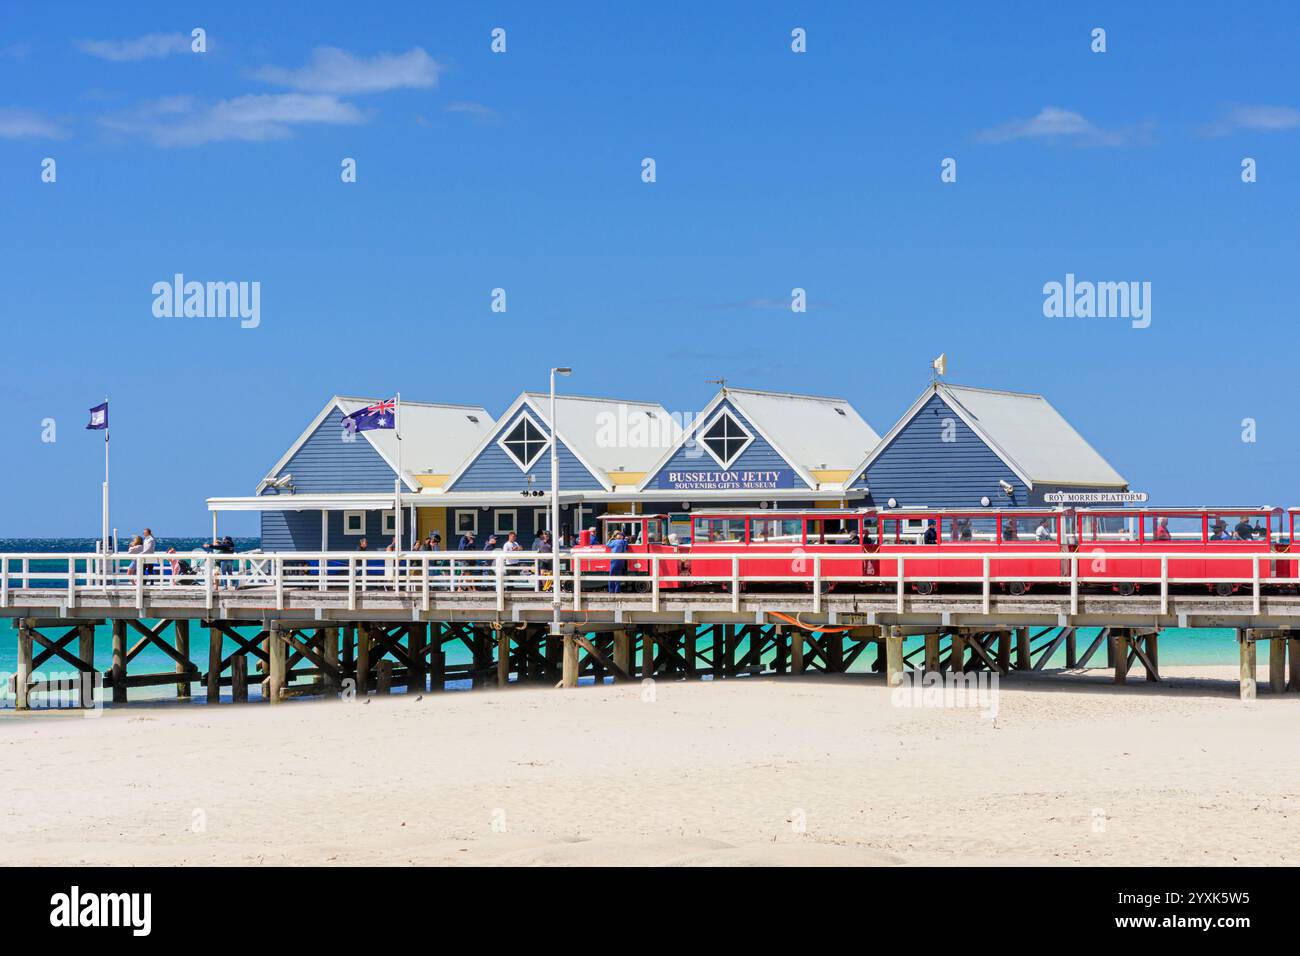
[658,469,794,491]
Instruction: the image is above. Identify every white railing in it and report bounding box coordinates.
[0,549,1291,615]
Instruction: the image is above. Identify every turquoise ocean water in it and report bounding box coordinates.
[1,539,1245,702]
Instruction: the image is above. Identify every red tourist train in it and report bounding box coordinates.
[567,506,1296,594]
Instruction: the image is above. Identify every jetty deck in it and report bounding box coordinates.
[3,550,1299,709]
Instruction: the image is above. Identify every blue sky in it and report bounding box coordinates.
[2,1,1298,535]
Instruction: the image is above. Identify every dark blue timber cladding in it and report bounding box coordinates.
[261,509,415,552]
[447,409,604,492]
[648,399,813,490]
[262,407,398,495]
[854,393,1029,508]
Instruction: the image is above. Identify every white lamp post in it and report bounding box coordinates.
[550,367,571,635]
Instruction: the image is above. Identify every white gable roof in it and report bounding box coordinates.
[724,388,880,472]
[848,383,1127,489]
[258,396,494,493]
[520,392,683,476]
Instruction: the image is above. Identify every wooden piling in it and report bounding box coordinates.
[496,627,510,688]
[640,630,655,678]
[356,625,371,696]
[1239,629,1256,701]
[407,624,425,693]
[175,619,191,700]
[77,623,95,709]
[1146,632,1159,683]
[996,629,1011,673]
[1113,629,1129,685]
[15,619,33,711]
[950,631,966,673]
[1289,636,1300,693]
[322,627,340,696]
[790,628,804,675]
[1268,636,1285,694]
[923,633,940,674]
[884,626,905,687]
[268,623,286,704]
[375,659,393,694]
[206,623,222,703]
[230,654,248,703]
[111,619,127,705]
[429,626,445,692]
[1015,627,1030,670]
[1065,628,1078,668]
[561,631,578,688]
[614,629,632,679]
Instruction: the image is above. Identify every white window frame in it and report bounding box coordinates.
[381,510,396,536]
[496,411,551,473]
[534,509,550,535]
[454,510,478,536]
[494,509,518,536]
[343,510,366,536]
[697,408,754,470]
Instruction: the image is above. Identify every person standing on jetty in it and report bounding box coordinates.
[606,529,628,593]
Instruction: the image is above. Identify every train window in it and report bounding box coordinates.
[805,518,861,545]
[604,520,641,544]
[693,517,745,543]
[646,518,667,544]
[750,518,802,543]
[1078,514,1134,542]
[945,516,997,542]
[1002,515,1058,542]
[1207,513,1267,542]
[1143,515,1203,542]
[880,517,933,545]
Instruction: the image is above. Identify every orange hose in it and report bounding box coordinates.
[766,610,853,633]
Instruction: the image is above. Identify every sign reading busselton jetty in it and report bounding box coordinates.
[658,469,793,491]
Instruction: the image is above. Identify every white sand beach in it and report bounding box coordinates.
[2,666,1297,867]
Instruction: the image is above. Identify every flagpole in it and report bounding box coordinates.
[394,392,403,550]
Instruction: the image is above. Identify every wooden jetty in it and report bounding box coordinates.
[3,550,1299,709]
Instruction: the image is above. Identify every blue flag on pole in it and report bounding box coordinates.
[86,402,108,430]
[341,398,396,434]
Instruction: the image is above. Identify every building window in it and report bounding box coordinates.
[454,510,478,536]
[495,509,517,535]
[343,511,365,536]
[534,509,551,535]
[699,410,753,469]
[381,510,396,536]
[498,412,549,471]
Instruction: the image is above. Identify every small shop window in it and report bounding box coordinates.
[454,510,478,536]
[381,510,396,536]
[494,509,517,535]
[343,511,366,536]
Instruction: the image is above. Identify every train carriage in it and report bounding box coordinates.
[569,514,687,590]
[1074,507,1279,595]
[873,509,1069,595]
[688,510,875,588]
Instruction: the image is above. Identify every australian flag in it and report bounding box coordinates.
[342,398,396,435]
[86,402,108,430]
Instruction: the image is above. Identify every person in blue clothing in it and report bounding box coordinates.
[606,529,629,593]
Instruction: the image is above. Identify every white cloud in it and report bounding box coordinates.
[99,93,365,146]
[0,107,68,139]
[1201,104,1300,136]
[252,46,440,94]
[974,106,1133,146]
[445,100,495,119]
[76,32,191,62]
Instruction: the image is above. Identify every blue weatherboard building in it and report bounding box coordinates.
[207,380,1128,551]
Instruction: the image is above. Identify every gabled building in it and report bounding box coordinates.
[848,382,1127,509]
[429,391,683,543]
[206,396,495,551]
[635,386,882,506]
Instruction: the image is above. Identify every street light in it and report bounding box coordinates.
[550,367,571,636]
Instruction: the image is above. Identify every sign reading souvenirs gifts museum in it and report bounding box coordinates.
[657,468,794,491]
